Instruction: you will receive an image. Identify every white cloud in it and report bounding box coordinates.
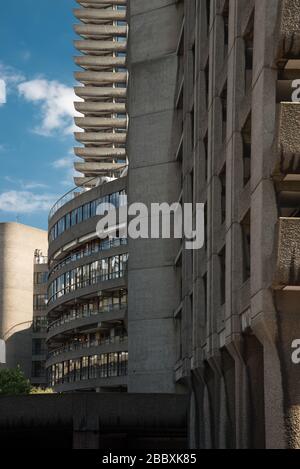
[4,176,48,190]
[18,79,81,136]
[0,62,25,86]
[0,62,24,106]
[0,191,57,214]
[52,150,81,186]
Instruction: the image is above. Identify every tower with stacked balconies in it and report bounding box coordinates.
[73,0,128,187]
[46,0,129,393]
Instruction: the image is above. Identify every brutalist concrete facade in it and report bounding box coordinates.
[127,0,300,449]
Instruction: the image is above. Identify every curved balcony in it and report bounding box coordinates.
[74,86,126,100]
[74,8,126,23]
[74,71,127,85]
[74,162,125,176]
[74,131,126,144]
[49,354,128,392]
[74,24,127,39]
[74,146,126,159]
[47,334,128,367]
[74,40,127,54]
[47,303,127,340]
[49,238,127,278]
[74,101,126,115]
[48,262,128,308]
[75,116,127,130]
[76,0,127,6]
[74,55,126,70]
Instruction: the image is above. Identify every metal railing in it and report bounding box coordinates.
[48,334,128,360]
[48,303,127,333]
[49,238,128,278]
[47,268,127,306]
[48,165,128,221]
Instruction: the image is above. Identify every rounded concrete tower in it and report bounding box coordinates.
[0,223,47,376]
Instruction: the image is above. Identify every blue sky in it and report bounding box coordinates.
[0,0,80,230]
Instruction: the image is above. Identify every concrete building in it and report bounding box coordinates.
[46,0,129,393]
[126,0,300,450]
[0,223,48,386]
[73,0,128,186]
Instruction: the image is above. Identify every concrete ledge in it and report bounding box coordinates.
[273,217,300,289]
[277,0,300,61]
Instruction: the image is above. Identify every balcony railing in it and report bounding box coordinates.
[49,238,128,277]
[48,268,127,306]
[48,177,99,221]
[48,303,127,333]
[273,217,300,289]
[50,360,128,387]
[48,334,128,360]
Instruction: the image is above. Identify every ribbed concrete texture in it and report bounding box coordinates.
[127,0,300,449]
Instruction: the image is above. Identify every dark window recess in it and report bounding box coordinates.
[219,165,226,224]
[219,247,226,306]
[241,211,251,282]
[223,0,229,49]
[205,60,210,110]
[204,133,208,182]
[32,361,46,379]
[242,113,252,186]
[220,82,227,142]
[244,13,254,92]
[191,107,195,148]
[206,0,211,33]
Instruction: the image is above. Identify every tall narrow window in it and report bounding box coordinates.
[223,1,229,51]
[220,82,227,142]
[241,211,251,282]
[219,247,226,306]
[219,164,226,224]
[206,0,211,34]
[244,14,254,92]
[242,113,252,186]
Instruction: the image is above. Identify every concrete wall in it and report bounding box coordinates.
[0,223,47,377]
[127,0,184,392]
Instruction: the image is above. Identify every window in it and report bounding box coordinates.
[34,271,48,285]
[219,247,226,306]
[220,82,227,142]
[32,339,46,356]
[242,113,252,186]
[206,0,211,34]
[33,294,47,311]
[32,361,46,378]
[244,13,254,92]
[219,164,226,224]
[33,316,47,333]
[222,0,229,50]
[241,211,251,282]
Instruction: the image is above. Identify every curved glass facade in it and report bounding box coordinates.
[48,292,127,332]
[48,253,128,305]
[49,352,128,387]
[50,238,128,277]
[49,189,126,242]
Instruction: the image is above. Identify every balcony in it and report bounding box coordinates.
[48,302,127,336]
[274,102,300,181]
[273,217,300,290]
[277,0,300,62]
[48,334,128,360]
